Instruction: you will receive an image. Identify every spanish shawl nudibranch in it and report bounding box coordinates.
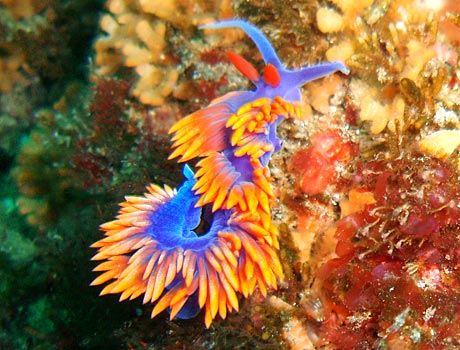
[91,19,349,327]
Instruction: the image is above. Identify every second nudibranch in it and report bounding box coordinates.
[169,19,349,214]
[91,19,349,328]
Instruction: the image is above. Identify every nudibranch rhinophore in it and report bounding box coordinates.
[91,19,349,328]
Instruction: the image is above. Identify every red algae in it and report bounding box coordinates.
[313,153,460,349]
[74,78,135,189]
[288,130,356,196]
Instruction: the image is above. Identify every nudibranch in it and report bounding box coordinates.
[91,19,349,327]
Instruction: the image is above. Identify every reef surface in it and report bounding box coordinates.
[1,0,460,349]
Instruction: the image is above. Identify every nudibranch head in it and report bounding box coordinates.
[91,165,283,327]
[201,19,350,102]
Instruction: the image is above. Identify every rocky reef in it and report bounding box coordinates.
[1,0,460,349]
